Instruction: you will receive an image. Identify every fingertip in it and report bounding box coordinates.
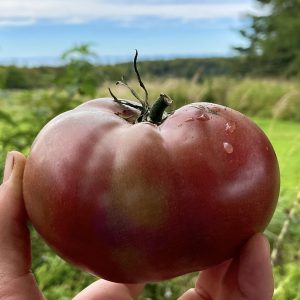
[1,151,27,216]
[3,152,14,183]
[178,288,200,300]
[8,151,26,183]
[240,233,271,265]
[238,233,274,299]
[73,279,144,300]
[178,287,213,300]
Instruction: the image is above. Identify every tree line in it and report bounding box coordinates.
[235,0,300,76]
[0,57,234,91]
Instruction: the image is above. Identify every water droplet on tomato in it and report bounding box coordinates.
[223,142,234,154]
[184,117,194,122]
[225,121,236,134]
[196,114,210,121]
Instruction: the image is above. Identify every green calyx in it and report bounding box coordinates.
[108,50,173,125]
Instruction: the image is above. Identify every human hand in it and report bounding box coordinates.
[0,151,274,300]
[72,234,274,300]
[178,233,274,300]
[0,151,44,299]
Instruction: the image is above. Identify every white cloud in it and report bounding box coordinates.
[0,18,36,27]
[0,0,257,27]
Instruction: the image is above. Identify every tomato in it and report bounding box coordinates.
[23,93,279,283]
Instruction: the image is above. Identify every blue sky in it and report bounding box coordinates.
[0,0,259,65]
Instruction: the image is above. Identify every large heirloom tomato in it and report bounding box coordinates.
[23,54,279,283]
[23,95,279,283]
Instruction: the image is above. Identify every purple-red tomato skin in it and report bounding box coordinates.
[23,99,280,283]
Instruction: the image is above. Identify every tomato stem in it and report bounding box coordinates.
[133,50,149,108]
[149,94,173,124]
[108,50,173,124]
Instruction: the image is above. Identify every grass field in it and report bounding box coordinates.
[256,118,300,199]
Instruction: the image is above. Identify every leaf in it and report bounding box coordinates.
[0,110,15,125]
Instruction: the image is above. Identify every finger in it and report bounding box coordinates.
[10,151,27,185]
[194,234,273,300]
[3,152,14,183]
[0,152,44,300]
[196,259,232,298]
[0,151,30,276]
[73,279,144,300]
[178,287,213,300]
[237,233,274,300]
[1,151,27,221]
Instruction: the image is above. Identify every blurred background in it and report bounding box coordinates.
[0,0,300,299]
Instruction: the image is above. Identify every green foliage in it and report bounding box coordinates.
[236,0,300,76]
[58,43,100,97]
[35,253,96,300]
[0,66,60,90]
[274,263,300,299]
[139,273,197,300]
[0,57,235,91]
[0,67,7,89]
[119,76,300,122]
[245,117,300,300]
[4,66,32,89]
[225,79,300,119]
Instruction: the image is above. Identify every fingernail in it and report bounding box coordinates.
[3,152,14,183]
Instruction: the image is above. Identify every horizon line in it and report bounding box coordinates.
[0,52,236,67]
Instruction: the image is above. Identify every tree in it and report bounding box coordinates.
[236,0,300,76]
[4,66,31,89]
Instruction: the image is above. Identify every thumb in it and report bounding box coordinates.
[3,151,15,183]
[0,151,30,277]
[0,151,45,299]
[237,234,274,300]
[178,288,212,300]
[1,151,27,219]
[3,151,26,188]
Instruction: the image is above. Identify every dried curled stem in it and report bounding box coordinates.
[108,50,172,124]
